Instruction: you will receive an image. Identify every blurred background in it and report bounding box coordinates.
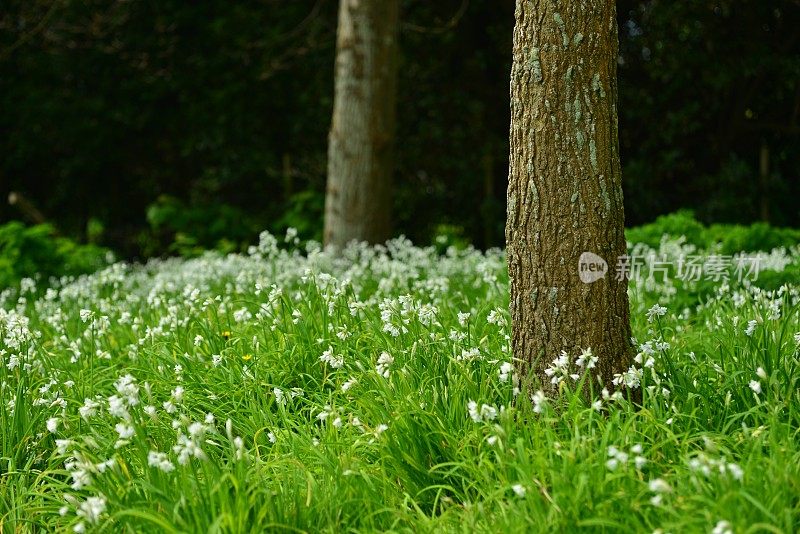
[2,0,799,261]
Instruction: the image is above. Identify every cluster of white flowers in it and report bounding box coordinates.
[544,351,572,385]
[456,347,482,362]
[606,444,647,471]
[64,452,115,491]
[647,478,672,506]
[498,362,514,383]
[745,319,758,336]
[612,365,644,389]
[687,453,744,481]
[107,374,141,420]
[341,377,358,392]
[147,451,175,473]
[467,400,498,423]
[531,390,547,414]
[575,347,598,369]
[375,351,394,378]
[486,309,507,327]
[225,419,248,460]
[1,228,796,531]
[319,346,344,369]
[544,348,598,386]
[71,494,107,532]
[163,385,184,414]
[646,303,668,322]
[173,420,211,465]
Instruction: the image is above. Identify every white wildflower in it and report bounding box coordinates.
[76,495,106,525]
[115,423,134,440]
[531,390,547,414]
[147,451,175,473]
[575,347,598,369]
[79,398,101,420]
[320,346,344,369]
[745,320,757,336]
[376,351,394,378]
[46,417,59,433]
[648,478,672,493]
[341,377,358,392]
[498,362,514,383]
[646,304,667,322]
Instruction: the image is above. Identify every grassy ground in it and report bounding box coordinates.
[1,233,799,532]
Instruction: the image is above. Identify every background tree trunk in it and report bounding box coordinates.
[324,0,399,249]
[506,1,633,394]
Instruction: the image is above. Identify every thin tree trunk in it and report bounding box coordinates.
[324,0,399,249]
[506,1,633,394]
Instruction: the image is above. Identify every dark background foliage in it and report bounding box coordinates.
[2,0,799,257]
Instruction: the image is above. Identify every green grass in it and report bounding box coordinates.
[1,233,799,532]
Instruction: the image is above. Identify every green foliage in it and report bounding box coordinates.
[1,236,798,531]
[0,221,110,288]
[273,190,325,244]
[626,211,800,253]
[708,222,800,255]
[431,223,471,253]
[145,195,260,257]
[626,210,708,249]
[751,263,800,292]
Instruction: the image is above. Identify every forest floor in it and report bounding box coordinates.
[1,233,799,532]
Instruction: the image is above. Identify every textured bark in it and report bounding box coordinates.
[324,0,399,249]
[506,1,633,394]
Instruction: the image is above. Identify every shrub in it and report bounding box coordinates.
[0,221,111,288]
[626,210,708,249]
[626,211,800,253]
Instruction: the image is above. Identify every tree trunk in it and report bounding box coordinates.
[324,0,399,249]
[506,1,633,395]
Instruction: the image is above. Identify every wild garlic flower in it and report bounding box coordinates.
[46,417,60,433]
[544,351,571,385]
[575,347,598,369]
[376,351,394,378]
[467,400,498,423]
[320,346,344,369]
[498,362,514,383]
[76,494,107,526]
[646,304,667,322]
[531,390,547,414]
[744,320,757,336]
[147,451,175,473]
